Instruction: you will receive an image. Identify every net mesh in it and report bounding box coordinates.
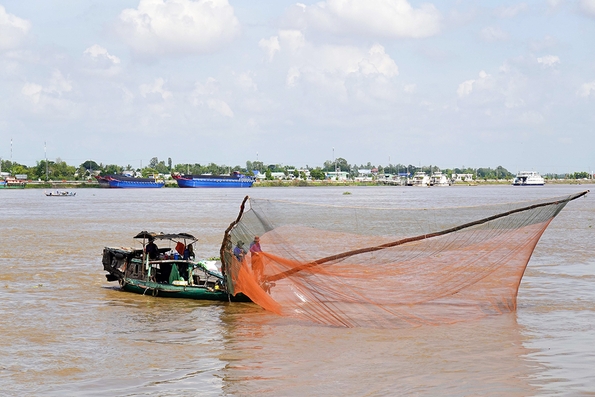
[221,191,588,328]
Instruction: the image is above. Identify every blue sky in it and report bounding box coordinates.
[1,0,594,174]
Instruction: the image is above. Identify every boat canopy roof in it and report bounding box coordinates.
[134,231,197,241]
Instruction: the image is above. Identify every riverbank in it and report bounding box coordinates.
[11,178,592,189]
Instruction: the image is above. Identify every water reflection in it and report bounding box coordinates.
[219,310,540,396]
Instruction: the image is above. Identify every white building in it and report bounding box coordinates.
[452,173,474,182]
[326,171,349,181]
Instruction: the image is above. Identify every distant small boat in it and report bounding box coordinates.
[172,172,254,188]
[512,171,544,186]
[95,175,164,188]
[45,190,76,197]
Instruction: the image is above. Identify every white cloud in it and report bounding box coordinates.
[457,79,474,98]
[0,5,31,51]
[237,72,257,91]
[21,82,43,104]
[283,32,397,77]
[259,36,280,61]
[537,55,560,67]
[47,70,72,95]
[116,0,240,59]
[272,31,400,104]
[480,26,508,42]
[577,80,595,97]
[496,3,529,18]
[190,78,234,117]
[139,78,172,100]
[207,99,234,117]
[285,0,441,38]
[84,45,121,64]
[457,70,491,98]
[21,70,72,104]
[579,0,595,17]
[286,66,301,87]
[403,83,416,93]
[279,30,306,53]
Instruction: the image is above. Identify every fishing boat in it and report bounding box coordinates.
[172,171,254,188]
[95,174,164,188]
[45,190,76,196]
[102,231,250,301]
[512,171,545,186]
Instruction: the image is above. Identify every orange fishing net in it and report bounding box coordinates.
[221,191,588,328]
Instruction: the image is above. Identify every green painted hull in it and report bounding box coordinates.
[121,278,251,302]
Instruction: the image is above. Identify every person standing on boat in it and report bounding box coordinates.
[233,241,246,262]
[249,236,261,253]
[250,236,264,282]
[145,237,159,260]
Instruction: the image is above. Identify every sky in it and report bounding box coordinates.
[0,0,594,174]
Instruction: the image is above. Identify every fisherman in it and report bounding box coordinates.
[184,243,195,260]
[250,236,264,282]
[249,236,261,253]
[145,237,159,260]
[233,241,246,262]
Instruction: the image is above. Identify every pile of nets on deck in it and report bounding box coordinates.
[220,191,588,328]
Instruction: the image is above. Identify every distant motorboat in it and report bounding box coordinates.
[512,171,544,186]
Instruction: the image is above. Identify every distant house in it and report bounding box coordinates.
[326,171,349,181]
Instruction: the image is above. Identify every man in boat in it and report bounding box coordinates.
[249,236,261,253]
[145,237,159,260]
[183,244,195,260]
[233,241,246,262]
[250,236,264,282]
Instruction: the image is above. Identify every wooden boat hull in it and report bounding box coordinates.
[120,278,251,302]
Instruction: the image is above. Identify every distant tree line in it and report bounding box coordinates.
[0,157,591,181]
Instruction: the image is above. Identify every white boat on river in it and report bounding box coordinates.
[512,171,545,186]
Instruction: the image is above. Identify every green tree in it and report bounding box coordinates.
[310,168,325,180]
[103,164,122,175]
[142,167,158,177]
[155,160,169,174]
[572,171,589,179]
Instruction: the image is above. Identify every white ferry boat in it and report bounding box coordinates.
[512,171,545,186]
[429,172,451,186]
[408,172,430,186]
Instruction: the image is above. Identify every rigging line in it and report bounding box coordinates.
[265,190,588,282]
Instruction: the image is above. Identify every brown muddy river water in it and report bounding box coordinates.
[1,185,593,396]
